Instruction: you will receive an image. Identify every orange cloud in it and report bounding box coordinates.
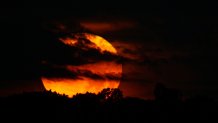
[59,33,117,54]
[80,20,136,33]
[67,61,121,74]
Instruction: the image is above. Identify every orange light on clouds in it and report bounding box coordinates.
[84,33,117,54]
[59,37,77,46]
[42,33,122,97]
[59,33,117,54]
[80,21,136,33]
[67,61,121,74]
[80,22,113,32]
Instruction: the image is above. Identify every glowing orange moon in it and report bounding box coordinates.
[41,33,122,97]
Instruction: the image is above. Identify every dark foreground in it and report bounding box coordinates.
[0,88,217,123]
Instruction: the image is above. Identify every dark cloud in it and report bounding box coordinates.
[75,69,121,81]
[122,48,136,55]
[39,31,124,66]
[41,63,121,81]
[41,64,79,79]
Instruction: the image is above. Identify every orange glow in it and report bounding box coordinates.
[42,77,119,97]
[42,33,122,97]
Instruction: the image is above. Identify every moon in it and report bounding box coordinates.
[41,33,122,97]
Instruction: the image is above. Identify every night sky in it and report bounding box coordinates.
[1,1,218,100]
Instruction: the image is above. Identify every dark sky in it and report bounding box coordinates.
[1,1,218,99]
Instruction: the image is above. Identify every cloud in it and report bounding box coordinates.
[41,35,122,66]
[80,20,137,33]
[74,69,121,81]
[112,41,143,61]
[41,63,121,81]
[41,64,80,79]
[111,39,195,67]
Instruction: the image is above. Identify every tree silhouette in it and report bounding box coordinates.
[98,88,123,103]
[0,88,217,123]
